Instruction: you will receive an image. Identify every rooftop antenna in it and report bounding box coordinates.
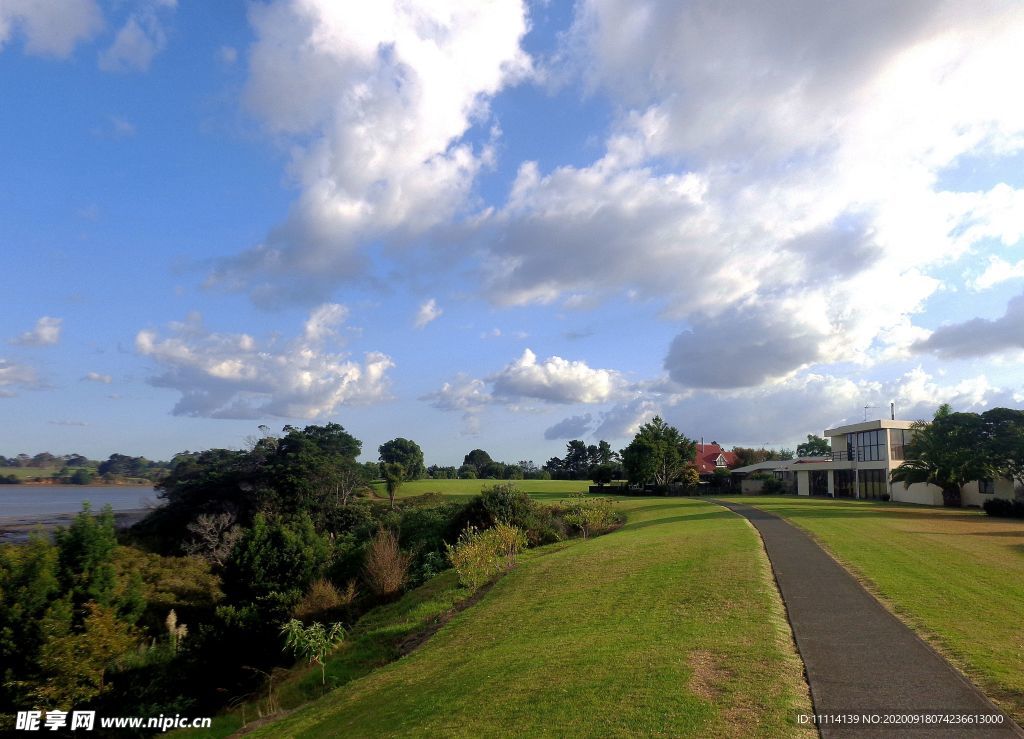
[863,404,878,421]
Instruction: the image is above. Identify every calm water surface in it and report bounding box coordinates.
[0,485,159,517]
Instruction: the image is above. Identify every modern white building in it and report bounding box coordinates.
[774,419,1018,506]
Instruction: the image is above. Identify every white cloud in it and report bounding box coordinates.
[490,348,621,404]
[98,0,176,73]
[135,305,393,419]
[472,0,1024,386]
[210,0,531,304]
[414,298,442,329]
[0,358,41,395]
[593,398,660,440]
[83,372,112,384]
[420,374,490,436]
[10,316,62,346]
[0,0,102,58]
[660,367,1018,447]
[302,302,348,341]
[968,255,1024,291]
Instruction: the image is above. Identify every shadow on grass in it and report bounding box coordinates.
[622,511,735,531]
[720,496,995,525]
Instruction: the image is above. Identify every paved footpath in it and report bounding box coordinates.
[712,499,1023,738]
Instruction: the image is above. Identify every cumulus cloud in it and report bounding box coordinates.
[82,372,112,384]
[135,304,393,419]
[660,367,1018,447]
[0,358,41,396]
[472,0,1024,384]
[543,413,593,440]
[209,0,531,305]
[419,374,490,436]
[912,292,1024,359]
[414,298,442,329]
[593,398,661,440]
[490,348,621,404]
[968,255,1024,291]
[303,302,348,342]
[664,309,824,389]
[10,316,62,346]
[0,0,102,57]
[98,0,177,73]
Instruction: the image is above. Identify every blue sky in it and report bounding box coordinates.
[2,0,1024,466]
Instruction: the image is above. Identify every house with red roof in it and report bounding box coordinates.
[692,441,738,480]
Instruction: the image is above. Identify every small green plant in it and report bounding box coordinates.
[280,619,346,686]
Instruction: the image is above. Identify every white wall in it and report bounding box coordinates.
[961,478,1018,507]
[891,482,943,506]
[797,471,810,496]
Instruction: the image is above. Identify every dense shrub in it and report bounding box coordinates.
[445,524,527,590]
[983,497,1024,518]
[223,513,331,607]
[363,530,411,597]
[761,478,786,495]
[449,483,564,546]
[557,495,622,539]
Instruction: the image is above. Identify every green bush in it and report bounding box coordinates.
[449,484,564,546]
[445,524,527,590]
[557,495,622,539]
[983,497,1024,518]
[761,478,786,495]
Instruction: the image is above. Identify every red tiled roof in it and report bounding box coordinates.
[693,443,739,474]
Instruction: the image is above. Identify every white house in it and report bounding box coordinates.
[775,419,1019,506]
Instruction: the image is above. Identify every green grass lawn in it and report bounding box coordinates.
[241,496,811,738]
[370,478,595,501]
[730,495,1024,722]
[0,466,64,481]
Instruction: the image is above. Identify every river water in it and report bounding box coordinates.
[0,485,159,517]
[0,485,161,543]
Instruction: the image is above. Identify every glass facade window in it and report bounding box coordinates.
[854,430,885,461]
[979,479,996,494]
[858,469,887,499]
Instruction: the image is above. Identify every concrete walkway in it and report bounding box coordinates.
[713,499,1023,738]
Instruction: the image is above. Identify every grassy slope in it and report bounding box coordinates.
[248,497,810,738]
[734,495,1024,721]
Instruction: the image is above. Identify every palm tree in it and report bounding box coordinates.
[890,405,996,507]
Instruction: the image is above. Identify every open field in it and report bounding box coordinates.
[242,496,811,738]
[730,495,1024,722]
[0,466,65,481]
[370,477,594,501]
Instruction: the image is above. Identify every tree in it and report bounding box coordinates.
[381,462,406,510]
[378,438,425,480]
[796,434,831,458]
[979,407,1024,484]
[891,405,996,507]
[621,417,697,488]
[462,449,493,472]
[55,503,119,614]
[564,440,589,479]
[591,463,616,487]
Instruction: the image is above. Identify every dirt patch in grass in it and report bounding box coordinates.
[687,649,731,701]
